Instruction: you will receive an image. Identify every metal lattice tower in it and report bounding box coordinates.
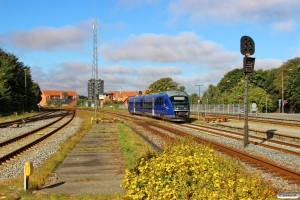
[92,18,98,100]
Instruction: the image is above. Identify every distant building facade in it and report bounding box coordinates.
[39,90,78,107]
[102,90,148,106]
[87,79,104,100]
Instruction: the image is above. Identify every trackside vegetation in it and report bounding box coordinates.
[117,122,155,168]
[121,137,277,199]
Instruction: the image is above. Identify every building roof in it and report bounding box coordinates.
[106,90,148,97]
[42,90,78,96]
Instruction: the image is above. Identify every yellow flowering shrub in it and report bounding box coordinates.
[121,138,277,200]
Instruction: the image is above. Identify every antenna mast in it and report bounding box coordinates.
[92,18,98,100]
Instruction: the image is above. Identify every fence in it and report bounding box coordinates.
[190,104,257,114]
[118,104,257,114]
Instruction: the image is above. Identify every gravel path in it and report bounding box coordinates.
[36,122,125,195]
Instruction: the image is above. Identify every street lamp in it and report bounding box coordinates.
[24,69,27,111]
[194,84,204,120]
[282,68,292,113]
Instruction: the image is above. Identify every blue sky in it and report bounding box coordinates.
[1,0,300,96]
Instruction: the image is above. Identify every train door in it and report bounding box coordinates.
[152,97,155,116]
[134,99,136,113]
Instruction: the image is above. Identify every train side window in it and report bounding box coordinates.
[164,98,168,106]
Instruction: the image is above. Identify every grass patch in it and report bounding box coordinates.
[117,122,156,168]
[0,111,39,122]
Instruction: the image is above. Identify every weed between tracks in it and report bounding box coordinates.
[118,122,156,168]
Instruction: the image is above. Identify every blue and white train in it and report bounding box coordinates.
[128,91,190,122]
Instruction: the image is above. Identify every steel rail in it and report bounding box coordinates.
[0,110,75,165]
[0,111,72,148]
[180,124,300,156]
[145,121,300,183]
[0,110,66,128]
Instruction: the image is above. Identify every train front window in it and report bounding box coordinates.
[170,96,188,104]
[170,96,189,110]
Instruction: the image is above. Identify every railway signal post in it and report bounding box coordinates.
[240,36,255,147]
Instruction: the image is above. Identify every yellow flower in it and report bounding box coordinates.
[228,180,235,187]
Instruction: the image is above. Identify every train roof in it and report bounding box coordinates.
[128,90,188,99]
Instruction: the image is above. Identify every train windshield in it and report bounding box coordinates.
[169,96,189,110]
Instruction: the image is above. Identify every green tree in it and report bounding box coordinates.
[263,68,278,112]
[189,93,198,105]
[274,57,300,112]
[147,78,183,93]
[57,101,62,107]
[53,100,58,107]
[202,84,221,104]
[28,81,42,109]
[76,95,88,107]
[178,85,186,92]
[217,68,244,93]
[248,69,267,88]
[0,48,42,113]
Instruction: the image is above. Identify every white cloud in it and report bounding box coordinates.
[255,58,283,70]
[32,61,185,95]
[99,32,238,67]
[272,20,297,32]
[31,61,91,94]
[1,21,91,51]
[167,0,300,24]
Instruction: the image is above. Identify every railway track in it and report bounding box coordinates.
[0,110,75,165]
[142,120,300,184]
[180,123,300,157]
[0,110,65,128]
[100,110,300,188]
[193,112,300,127]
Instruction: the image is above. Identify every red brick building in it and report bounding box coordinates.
[102,90,148,105]
[39,90,78,107]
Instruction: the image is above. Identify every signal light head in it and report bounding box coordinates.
[240,36,255,56]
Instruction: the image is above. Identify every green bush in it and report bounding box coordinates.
[121,138,277,199]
